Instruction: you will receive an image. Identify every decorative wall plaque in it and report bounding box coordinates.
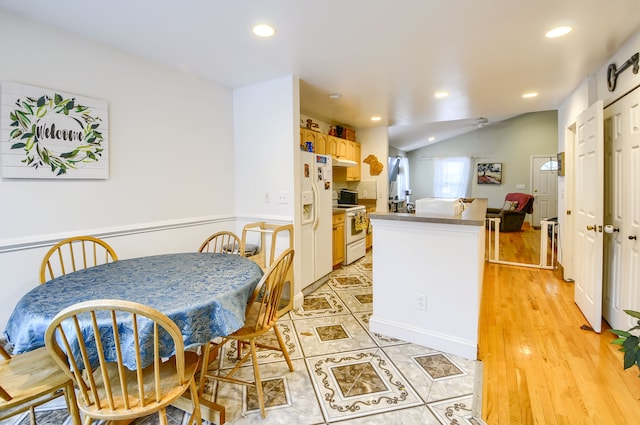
[1,82,109,179]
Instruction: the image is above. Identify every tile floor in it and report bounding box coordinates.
[2,252,486,425]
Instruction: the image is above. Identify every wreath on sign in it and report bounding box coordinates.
[9,94,104,176]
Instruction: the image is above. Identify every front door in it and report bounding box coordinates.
[574,101,604,333]
[531,155,558,227]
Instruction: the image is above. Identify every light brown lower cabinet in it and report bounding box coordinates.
[332,213,345,266]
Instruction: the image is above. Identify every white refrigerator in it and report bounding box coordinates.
[300,151,333,288]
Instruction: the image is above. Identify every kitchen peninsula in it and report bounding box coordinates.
[368,198,487,360]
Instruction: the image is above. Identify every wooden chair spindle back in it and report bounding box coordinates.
[45,299,199,423]
[40,236,118,284]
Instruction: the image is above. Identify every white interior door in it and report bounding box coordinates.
[604,88,640,330]
[603,103,625,329]
[626,94,640,328]
[532,155,558,227]
[574,101,604,333]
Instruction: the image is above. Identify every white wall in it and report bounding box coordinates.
[233,76,297,223]
[556,76,596,276]
[0,12,237,329]
[557,29,640,279]
[233,76,300,304]
[355,126,389,212]
[408,111,558,209]
[370,217,485,360]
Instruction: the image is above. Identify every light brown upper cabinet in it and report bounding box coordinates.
[346,141,361,181]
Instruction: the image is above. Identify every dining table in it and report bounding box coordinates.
[4,252,264,424]
[4,252,264,363]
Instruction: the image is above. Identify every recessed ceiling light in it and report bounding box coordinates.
[545,26,572,38]
[522,92,539,98]
[328,93,342,99]
[371,116,382,122]
[434,91,449,98]
[428,136,436,142]
[252,24,276,37]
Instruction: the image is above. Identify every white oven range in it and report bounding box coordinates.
[334,204,367,264]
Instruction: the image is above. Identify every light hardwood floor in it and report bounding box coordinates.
[479,225,640,425]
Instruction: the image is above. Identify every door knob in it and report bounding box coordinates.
[604,225,619,233]
[630,235,638,240]
[586,225,597,231]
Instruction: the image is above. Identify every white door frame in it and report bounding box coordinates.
[563,125,576,281]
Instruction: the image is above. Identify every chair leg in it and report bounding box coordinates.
[249,339,266,418]
[237,341,244,360]
[64,381,82,425]
[159,407,168,425]
[187,378,203,425]
[273,325,294,372]
[198,342,212,397]
[197,341,227,424]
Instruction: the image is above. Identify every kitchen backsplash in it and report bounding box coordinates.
[357,180,377,199]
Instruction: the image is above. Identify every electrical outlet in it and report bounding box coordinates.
[264,192,270,203]
[278,191,288,204]
[416,293,427,311]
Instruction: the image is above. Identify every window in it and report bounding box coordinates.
[434,157,471,198]
[388,156,410,200]
[540,160,558,171]
[396,157,410,200]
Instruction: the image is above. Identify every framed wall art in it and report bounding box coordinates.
[557,152,565,176]
[477,162,502,185]
[1,81,109,179]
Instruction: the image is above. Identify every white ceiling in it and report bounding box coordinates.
[1,0,639,151]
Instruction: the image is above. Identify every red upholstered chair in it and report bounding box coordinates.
[486,193,534,232]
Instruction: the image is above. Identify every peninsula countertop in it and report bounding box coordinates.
[369,198,487,226]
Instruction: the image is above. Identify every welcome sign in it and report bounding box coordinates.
[1,81,109,179]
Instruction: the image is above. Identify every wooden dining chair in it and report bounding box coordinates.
[40,236,118,283]
[198,231,242,255]
[1,344,82,424]
[198,248,295,418]
[45,299,202,425]
[240,222,295,317]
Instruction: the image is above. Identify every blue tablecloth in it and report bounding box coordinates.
[4,253,263,368]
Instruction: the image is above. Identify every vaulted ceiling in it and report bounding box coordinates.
[1,0,638,151]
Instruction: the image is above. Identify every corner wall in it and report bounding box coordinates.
[0,12,236,329]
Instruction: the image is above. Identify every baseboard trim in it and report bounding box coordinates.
[369,315,478,360]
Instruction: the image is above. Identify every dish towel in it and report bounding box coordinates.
[354,210,367,232]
